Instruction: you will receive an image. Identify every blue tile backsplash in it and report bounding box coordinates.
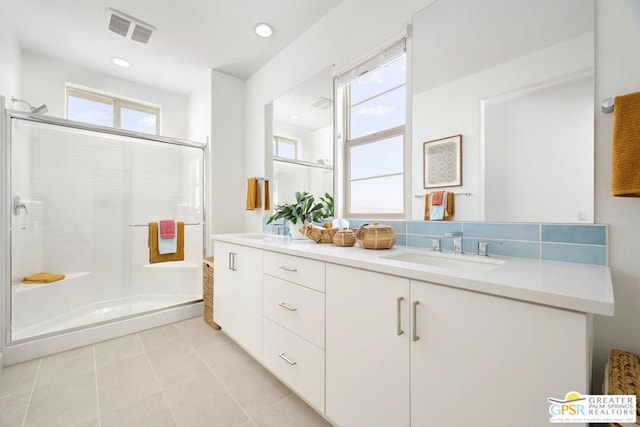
[263,218,608,266]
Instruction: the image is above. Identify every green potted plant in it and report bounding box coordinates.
[267,191,331,239]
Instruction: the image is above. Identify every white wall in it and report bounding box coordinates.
[209,70,246,241]
[592,0,640,393]
[20,51,189,139]
[0,2,20,108]
[484,75,593,223]
[188,77,211,144]
[244,0,434,231]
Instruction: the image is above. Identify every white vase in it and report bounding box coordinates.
[289,223,307,240]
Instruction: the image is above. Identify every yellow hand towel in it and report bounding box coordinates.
[245,178,261,210]
[612,91,640,196]
[148,222,185,264]
[424,192,455,221]
[264,179,271,210]
[23,272,65,284]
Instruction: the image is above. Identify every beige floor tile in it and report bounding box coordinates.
[138,324,183,353]
[0,358,40,398]
[145,338,209,388]
[94,334,145,367]
[25,371,98,427]
[0,389,31,427]
[164,372,248,427]
[96,353,160,413]
[75,419,100,427]
[35,345,94,388]
[192,332,248,370]
[253,395,333,427]
[214,355,293,418]
[100,392,176,427]
[239,420,257,427]
[174,316,218,341]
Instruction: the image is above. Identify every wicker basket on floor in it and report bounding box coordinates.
[203,256,221,330]
[607,348,640,426]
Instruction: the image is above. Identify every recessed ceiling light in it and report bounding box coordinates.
[289,114,300,120]
[111,57,131,68]
[254,23,273,38]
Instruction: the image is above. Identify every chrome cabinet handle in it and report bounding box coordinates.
[228,252,237,271]
[228,252,233,270]
[396,297,404,336]
[278,265,298,272]
[278,352,297,366]
[412,301,420,342]
[278,302,298,312]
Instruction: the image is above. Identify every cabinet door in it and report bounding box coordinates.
[326,264,410,427]
[213,242,264,360]
[410,280,588,427]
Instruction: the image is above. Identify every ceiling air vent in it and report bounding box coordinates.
[105,8,155,44]
[310,97,333,110]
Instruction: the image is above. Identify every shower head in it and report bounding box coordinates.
[30,104,48,114]
[10,96,48,115]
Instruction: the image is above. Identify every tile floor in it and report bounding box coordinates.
[0,317,333,427]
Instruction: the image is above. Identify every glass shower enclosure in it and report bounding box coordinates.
[4,112,206,343]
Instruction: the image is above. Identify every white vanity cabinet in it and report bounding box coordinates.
[262,252,326,412]
[325,263,590,427]
[213,241,264,360]
[410,280,589,426]
[326,264,411,427]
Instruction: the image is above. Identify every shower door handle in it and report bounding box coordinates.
[13,196,28,216]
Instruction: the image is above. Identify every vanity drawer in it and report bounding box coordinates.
[263,275,325,349]
[264,251,325,292]
[263,317,325,411]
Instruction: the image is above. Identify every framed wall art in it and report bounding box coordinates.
[423,134,462,188]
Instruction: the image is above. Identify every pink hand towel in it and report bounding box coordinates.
[159,219,176,239]
[431,191,445,206]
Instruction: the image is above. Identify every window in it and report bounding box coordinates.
[67,87,160,135]
[273,135,298,160]
[337,40,407,217]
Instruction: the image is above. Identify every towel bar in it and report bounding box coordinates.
[414,193,471,198]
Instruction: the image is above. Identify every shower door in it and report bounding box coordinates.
[7,115,205,342]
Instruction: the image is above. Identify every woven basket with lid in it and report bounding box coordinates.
[355,222,396,249]
[333,228,356,247]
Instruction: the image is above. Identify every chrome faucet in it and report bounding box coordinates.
[477,241,502,257]
[431,238,441,252]
[445,231,463,254]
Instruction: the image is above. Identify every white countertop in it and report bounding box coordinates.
[211,233,614,316]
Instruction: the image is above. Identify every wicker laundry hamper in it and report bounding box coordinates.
[606,348,640,426]
[203,256,221,330]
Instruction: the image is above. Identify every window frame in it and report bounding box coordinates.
[66,86,160,135]
[273,135,298,160]
[339,45,407,219]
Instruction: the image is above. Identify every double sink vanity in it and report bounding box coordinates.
[212,232,613,427]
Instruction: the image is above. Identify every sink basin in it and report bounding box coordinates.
[380,251,505,273]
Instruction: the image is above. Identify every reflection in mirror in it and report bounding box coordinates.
[412,0,594,223]
[270,67,334,207]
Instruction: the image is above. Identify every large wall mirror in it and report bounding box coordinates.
[411,0,595,223]
[266,67,334,209]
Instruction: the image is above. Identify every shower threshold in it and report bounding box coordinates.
[12,294,202,342]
